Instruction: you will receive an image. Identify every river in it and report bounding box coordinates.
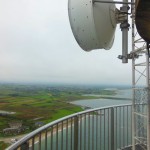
[33,88,132,150]
[71,88,132,109]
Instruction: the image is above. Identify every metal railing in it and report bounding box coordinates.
[7,104,132,150]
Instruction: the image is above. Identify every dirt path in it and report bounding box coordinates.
[0,134,27,144]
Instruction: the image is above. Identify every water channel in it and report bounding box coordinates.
[33,88,132,150]
[71,88,132,108]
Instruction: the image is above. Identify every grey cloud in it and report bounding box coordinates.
[0,0,132,85]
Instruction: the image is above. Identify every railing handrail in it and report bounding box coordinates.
[6,103,132,150]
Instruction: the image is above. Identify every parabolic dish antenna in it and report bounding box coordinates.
[68,0,117,51]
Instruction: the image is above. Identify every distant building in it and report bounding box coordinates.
[3,121,24,135]
[3,127,24,135]
[0,110,16,116]
[9,121,22,128]
[35,121,44,127]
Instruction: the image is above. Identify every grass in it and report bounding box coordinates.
[0,83,117,138]
[0,141,9,149]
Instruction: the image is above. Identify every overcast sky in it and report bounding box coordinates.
[0,0,132,85]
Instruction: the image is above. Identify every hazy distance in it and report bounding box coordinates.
[0,0,131,86]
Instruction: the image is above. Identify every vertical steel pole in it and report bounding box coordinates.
[122,0,129,63]
[131,0,135,149]
[61,122,64,150]
[51,127,53,150]
[111,107,115,150]
[100,110,102,150]
[116,108,118,149]
[104,109,106,150]
[20,142,29,150]
[56,124,58,150]
[84,114,86,150]
[96,111,98,150]
[74,116,78,150]
[146,52,150,150]
[71,118,73,150]
[92,114,94,150]
[32,137,34,150]
[45,129,47,150]
[66,119,68,150]
[39,133,41,150]
[80,115,82,150]
[88,113,90,150]
[132,58,135,150]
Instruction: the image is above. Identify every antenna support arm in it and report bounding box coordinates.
[93,0,135,5]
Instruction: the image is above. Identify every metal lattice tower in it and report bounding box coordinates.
[131,1,150,148]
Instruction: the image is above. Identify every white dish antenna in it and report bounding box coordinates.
[68,0,117,51]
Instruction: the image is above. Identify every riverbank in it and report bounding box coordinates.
[71,89,132,109]
[0,83,126,148]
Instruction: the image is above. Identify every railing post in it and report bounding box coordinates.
[45,129,47,150]
[20,142,29,150]
[111,107,115,150]
[74,116,79,150]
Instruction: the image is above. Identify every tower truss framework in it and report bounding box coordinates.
[131,1,150,148]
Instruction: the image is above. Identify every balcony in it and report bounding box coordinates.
[6,104,135,150]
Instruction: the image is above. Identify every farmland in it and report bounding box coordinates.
[0,83,117,138]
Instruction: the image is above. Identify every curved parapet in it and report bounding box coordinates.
[6,104,132,150]
[135,0,150,43]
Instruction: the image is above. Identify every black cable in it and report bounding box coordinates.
[147,42,150,57]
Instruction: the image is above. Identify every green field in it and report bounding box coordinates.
[0,141,9,149]
[0,83,117,139]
